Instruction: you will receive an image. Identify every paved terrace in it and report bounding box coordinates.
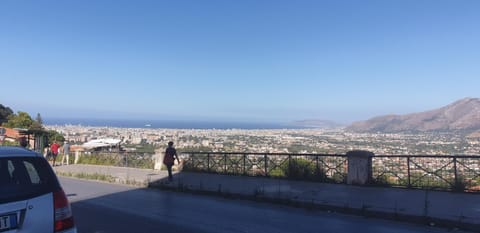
[53,164,480,232]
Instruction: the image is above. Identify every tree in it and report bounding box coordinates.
[30,113,44,131]
[3,111,34,129]
[35,113,43,125]
[0,104,13,125]
[47,130,65,145]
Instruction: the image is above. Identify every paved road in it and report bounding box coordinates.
[59,177,469,233]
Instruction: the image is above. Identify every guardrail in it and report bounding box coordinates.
[69,150,480,192]
[181,152,480,192]
[181,152,348,183]
[372,155,480,192]
[74,151,155,169]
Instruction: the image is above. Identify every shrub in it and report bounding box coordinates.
[276,158,329,181]
[77,153,154,169]
[372,174,391,187]
[269,168,285,178]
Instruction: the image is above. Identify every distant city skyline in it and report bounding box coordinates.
[1,1,479,124]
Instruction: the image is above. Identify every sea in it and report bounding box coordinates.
[43,118,307,130]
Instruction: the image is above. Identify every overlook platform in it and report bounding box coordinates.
[54,164,480,232]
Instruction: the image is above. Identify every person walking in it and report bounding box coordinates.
[43,144,50,158]
[61,141,71,165]
[164,141,179,182]
[50,141,60,166]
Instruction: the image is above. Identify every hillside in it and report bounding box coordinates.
[347,98,480,133]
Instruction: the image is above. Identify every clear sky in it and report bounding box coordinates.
[1,0,479,124]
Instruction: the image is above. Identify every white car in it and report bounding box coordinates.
[0,146,77,233]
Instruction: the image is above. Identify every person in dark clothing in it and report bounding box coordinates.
[164,141,179,182]
[18,136,28,148]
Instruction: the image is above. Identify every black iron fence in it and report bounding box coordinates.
[181,152,480,192]
[372,155,480,192]
[67,150,480,192]
[75,151,155,169]
[180,152,348,183]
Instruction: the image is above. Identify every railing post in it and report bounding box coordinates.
[192,153,195,171]
[243,153,246,175]
[288,154,292,176]
[264,154,268,176]
[453,157,458,187]
[191,153,197,169]
[346,150,374,185]
[189,152,193,170]
[207,153,210,172]
[224,153,227,174]
[407,157,411,188]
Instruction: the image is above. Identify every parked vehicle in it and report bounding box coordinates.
[0,146,76,233]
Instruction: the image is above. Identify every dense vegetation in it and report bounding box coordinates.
[0,104,13,125]
[0,104,64,146]
[76,152,155,169]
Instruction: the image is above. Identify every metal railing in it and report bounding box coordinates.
[181,152,480,192]
[76,151,155,169]
[372,155,480,192]
[180,152,348,183]
[68,150,480,192]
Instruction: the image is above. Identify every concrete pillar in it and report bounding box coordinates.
[347,150,374,185]
[74,151,80,164]
[153,148,165,170]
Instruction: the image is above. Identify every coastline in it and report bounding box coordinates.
[43,118,309,130]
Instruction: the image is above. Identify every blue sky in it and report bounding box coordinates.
[1,0,479,124]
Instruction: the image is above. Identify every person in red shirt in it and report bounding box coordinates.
[50,141,60,166]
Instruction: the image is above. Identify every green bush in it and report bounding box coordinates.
[330,172,346,183]
[183,156,333,183]
[77,153,154,169]
[286,158,316,179]
[372,174,391,187]
[271,158,329,181]
[452,175,469,192]
[269,168,285,177]
[0,141,19,146]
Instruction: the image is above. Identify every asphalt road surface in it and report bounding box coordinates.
[59,177,468,233]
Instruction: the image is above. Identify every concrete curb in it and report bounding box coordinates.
[149,181,479,233]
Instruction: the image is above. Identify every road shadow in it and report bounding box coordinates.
[63,175,480,233]
[147,172,480,233]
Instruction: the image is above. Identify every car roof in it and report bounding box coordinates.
[0,146,41,158]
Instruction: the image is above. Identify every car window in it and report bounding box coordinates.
[0,157,60,204]
[23,161,41,184]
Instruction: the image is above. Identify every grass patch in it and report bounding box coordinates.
[57,171,149,187]
[56,171,116,183]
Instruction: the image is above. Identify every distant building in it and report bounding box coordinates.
[82,138,122,152]
[0,127,21,143]
[0,127,48,152]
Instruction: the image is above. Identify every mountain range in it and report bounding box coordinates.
[346,98,480,133]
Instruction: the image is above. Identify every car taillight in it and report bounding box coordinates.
[53,189,75,232]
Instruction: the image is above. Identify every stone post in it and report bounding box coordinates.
[153,148,165,170]
[74,150,80,164]
[347,150,374,185]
